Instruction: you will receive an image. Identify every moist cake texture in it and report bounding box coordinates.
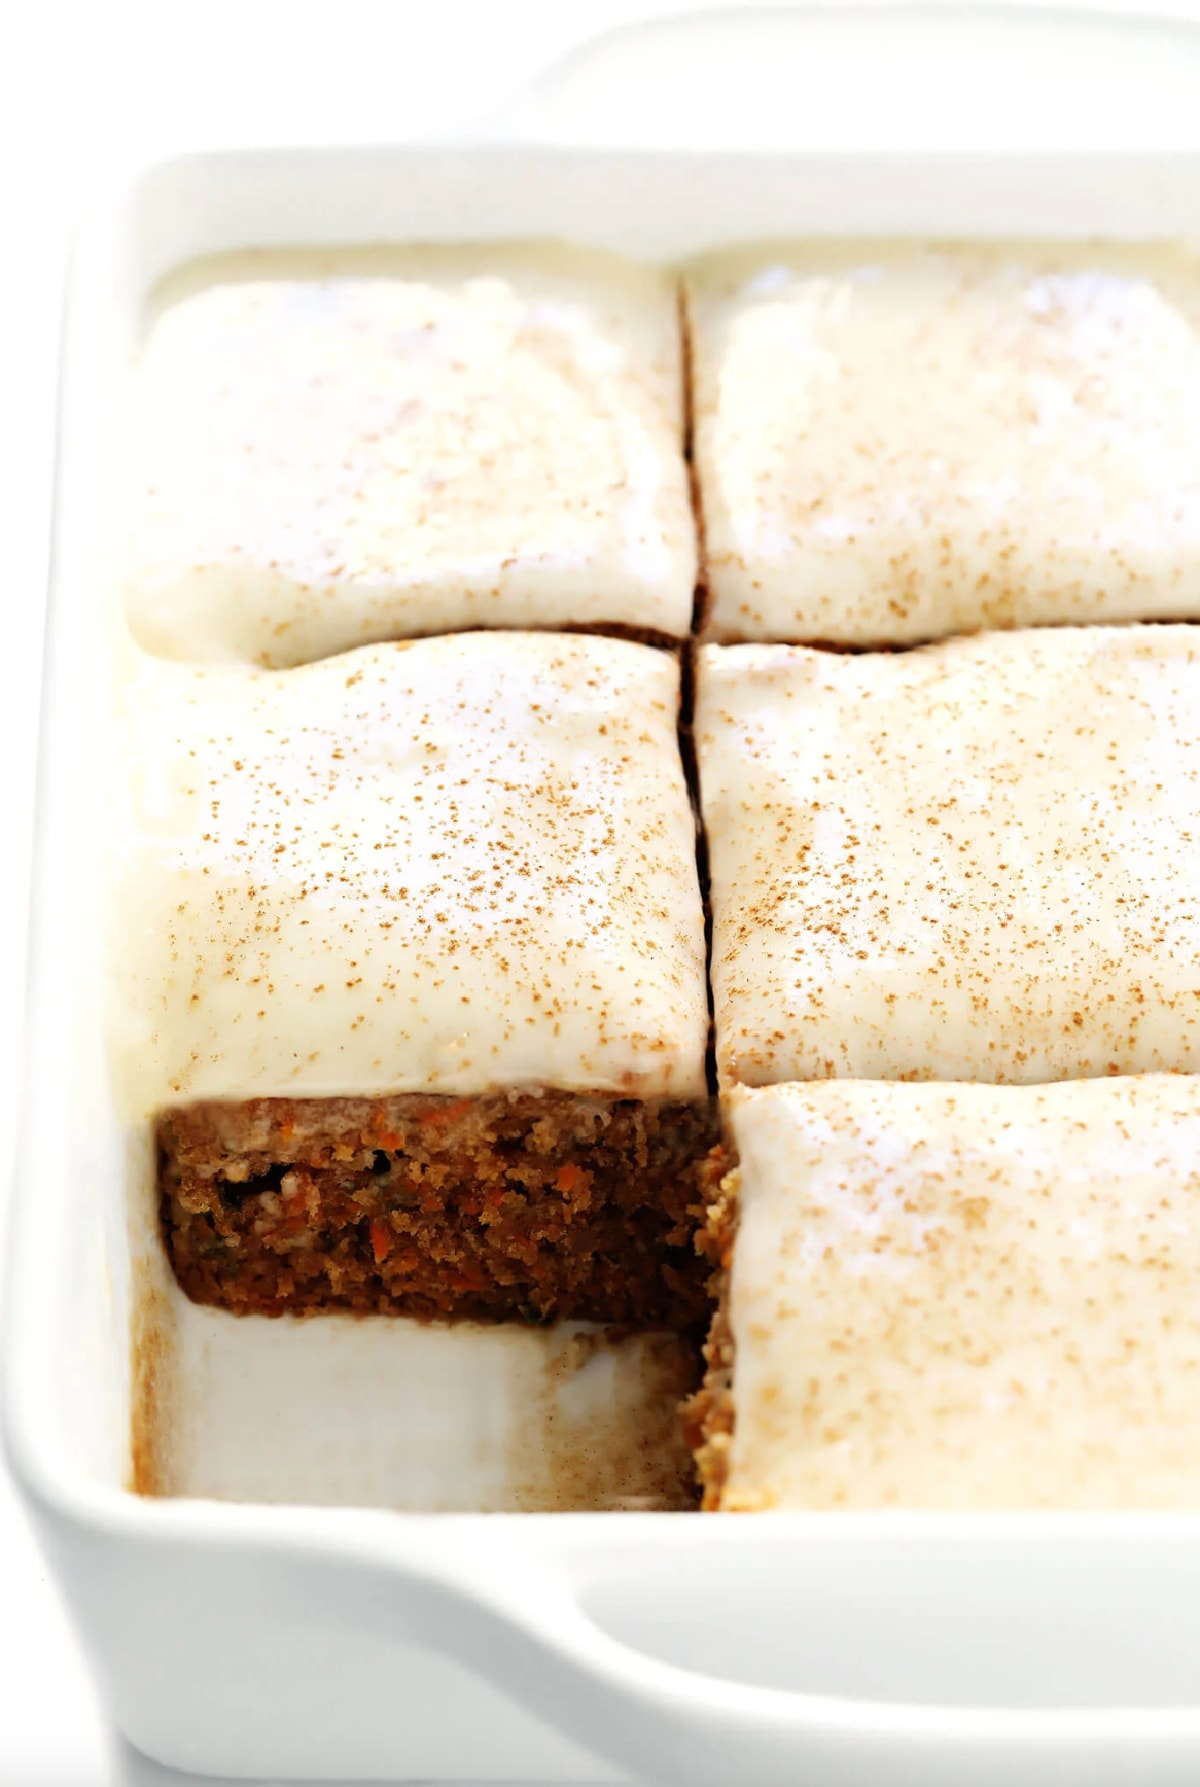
[160,1092,716,1326]
[696,626,1200,1087]
[698,1078,1200,1510]
[127,244,696,666]
[687,240,1200,643]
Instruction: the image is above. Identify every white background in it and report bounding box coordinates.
[5,2,1200,1782]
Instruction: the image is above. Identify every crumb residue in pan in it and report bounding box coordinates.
[128,1278,177,1498]
[133,1301,698,1513]
[507,1327,700,1512]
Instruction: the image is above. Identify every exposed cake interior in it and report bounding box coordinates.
[160,1091,718,1329]
[681,1145,739,1510]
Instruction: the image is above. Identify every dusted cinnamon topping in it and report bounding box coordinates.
[697,627,1200,1086]
[687,240,1200,643]
[718,1077,1200,1509]
[127,244,695,665]
[110,632,708,1113]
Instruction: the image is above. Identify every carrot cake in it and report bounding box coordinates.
[695,626,1200,1087]
[110,631,713,1325]
[126,244,696,666]
[690,1077,1200,1510]
[686,240,1200,643]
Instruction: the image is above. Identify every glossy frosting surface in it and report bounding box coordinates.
[724,1077,1200,1509]
[697,627,1200,1086]
[688,240,1200,642]
[127,245,695,664]
[110,632,707,1113]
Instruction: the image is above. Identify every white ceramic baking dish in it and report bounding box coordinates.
[15,7,1200,1781]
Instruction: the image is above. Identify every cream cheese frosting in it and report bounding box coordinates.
[696,626,1200,1086]
[721,1077,1200,1509]
[109,632,707,1115]
[687,240,1200,643]
[126,245,695,665]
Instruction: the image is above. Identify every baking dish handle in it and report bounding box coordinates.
[358,1526,1200,1787]
[481,2,1200,154]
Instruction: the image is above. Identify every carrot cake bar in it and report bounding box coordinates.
[696,626,1200,1087]
[110,631,712,1325]
[690,1077,1200,1509]
[687,241,1200,643]
[126,244,696,666]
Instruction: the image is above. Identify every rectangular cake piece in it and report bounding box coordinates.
[696,627,1200,1086]
[111,632,712,1325]
[126,244,696,665]
[687,240,1200,644]
[693,1078,1200,1510]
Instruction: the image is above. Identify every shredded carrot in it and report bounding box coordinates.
[420,1099,472,1127]
[370,1218,393,1264]
[272,1185,309,1234]
[555,1164,578,1193]
[446,1267,488,1293]
[373,1129,402,1151]
[274,1213,310,1238]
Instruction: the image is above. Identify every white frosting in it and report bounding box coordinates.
[109,632,707,1114]
[697,627,1200,1086]
[688,241,1200,643]
[126,245,695,665]
[723,1077,1200,1510]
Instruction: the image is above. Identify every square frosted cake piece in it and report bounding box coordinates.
[691,1078,1200,1510]
[126,244,695,666]
[111,632,713,1326]
[687,241,1200,644]
[696,627,1200,1087]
